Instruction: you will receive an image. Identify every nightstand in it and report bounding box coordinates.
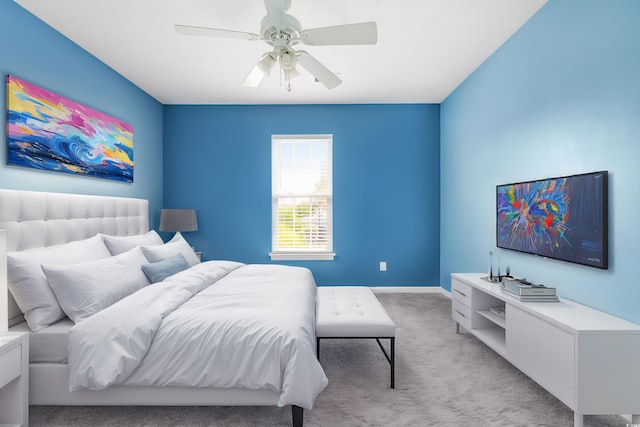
[0,332,29,427]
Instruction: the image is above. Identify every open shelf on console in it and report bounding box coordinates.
[472,326,506,356]
[477,309,505,328]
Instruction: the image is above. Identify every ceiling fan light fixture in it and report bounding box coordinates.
[287,67,300,79]
[258,52,277,76]
[279,49,297,70]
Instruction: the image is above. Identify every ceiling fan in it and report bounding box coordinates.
[175,0,377,90]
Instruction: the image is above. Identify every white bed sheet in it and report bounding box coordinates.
[10,318,73,363]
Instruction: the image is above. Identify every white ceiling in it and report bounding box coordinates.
[15,0,547,105]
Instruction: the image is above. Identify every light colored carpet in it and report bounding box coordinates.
[30,293,627,426]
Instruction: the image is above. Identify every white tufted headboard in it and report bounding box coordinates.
[0,189,149,325]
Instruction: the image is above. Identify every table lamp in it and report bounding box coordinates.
[159,209,198,237]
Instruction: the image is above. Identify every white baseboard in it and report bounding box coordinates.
[371,286,449,296]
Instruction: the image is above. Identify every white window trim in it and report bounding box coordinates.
[269,251,336,261]
[271,134,334,261]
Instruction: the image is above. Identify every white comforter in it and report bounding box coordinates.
[68,261,328,409]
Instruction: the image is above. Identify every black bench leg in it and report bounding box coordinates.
[292,405,304,427]
[316,337,320,360]
[391,337,395,389]
[375,337,396,389]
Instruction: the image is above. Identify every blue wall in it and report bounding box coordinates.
[441,0,640,323]
[0,2,164,226]
[163,104,440,286]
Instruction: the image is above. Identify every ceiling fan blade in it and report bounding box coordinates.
[242,52,277,87]
[296,51,342,89]
[301,22,377,46]
[175,24,260,41]
[242,62,266,88]
[263,0,291,28]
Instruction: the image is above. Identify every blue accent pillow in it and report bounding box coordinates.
[141,253,190,283]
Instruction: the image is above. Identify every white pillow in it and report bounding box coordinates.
[141,233,200,266]
[42,247,151,323]
[101,230,163,255]
[7,235,112,331]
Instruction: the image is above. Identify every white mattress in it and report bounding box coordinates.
[10,318,73,363]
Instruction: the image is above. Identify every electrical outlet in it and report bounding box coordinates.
[380,261,387,272]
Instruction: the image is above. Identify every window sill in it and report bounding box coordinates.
[269,252,335,261]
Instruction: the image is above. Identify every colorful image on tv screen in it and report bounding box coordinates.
[496,171,607,269]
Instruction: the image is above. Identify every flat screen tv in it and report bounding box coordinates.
[496,171,608,269]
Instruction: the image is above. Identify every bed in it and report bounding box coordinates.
[0,189,327,427]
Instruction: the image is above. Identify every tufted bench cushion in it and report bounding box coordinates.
[316,286,396,388]
[316,287,396,337]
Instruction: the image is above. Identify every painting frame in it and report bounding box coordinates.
[6,75,134,182]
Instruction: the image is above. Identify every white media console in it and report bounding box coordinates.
[451,273,640,427]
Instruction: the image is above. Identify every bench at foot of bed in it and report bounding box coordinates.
[316,286,396,388]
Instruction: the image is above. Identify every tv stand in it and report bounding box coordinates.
[451,273,640,427]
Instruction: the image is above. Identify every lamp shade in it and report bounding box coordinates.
[159,209,198,233]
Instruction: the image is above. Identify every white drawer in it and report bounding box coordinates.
[451,279,472,307]
[0,343,21,388]
[452,299,471,331]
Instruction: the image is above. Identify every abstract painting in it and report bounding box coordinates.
[6,75,134,182]
[496,171,608,269]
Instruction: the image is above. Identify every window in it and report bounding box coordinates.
[271,134,334,260]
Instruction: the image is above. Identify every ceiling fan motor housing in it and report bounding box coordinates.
[260,14,301,44]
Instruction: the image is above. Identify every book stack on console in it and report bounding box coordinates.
[500,278,559,302]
